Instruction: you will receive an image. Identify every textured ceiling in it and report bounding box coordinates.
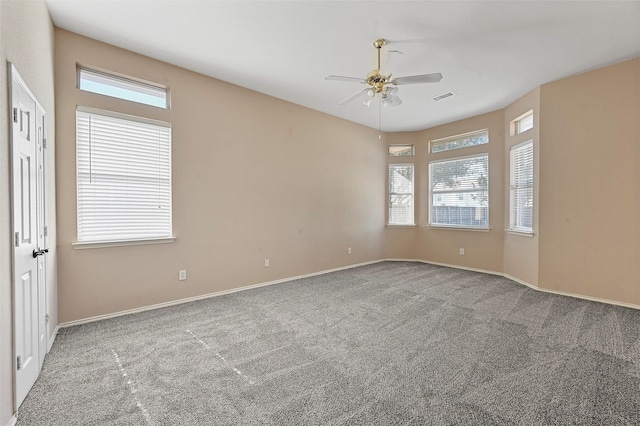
[45,0,640,132]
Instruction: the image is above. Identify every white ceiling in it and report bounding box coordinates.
[45,0,640,132]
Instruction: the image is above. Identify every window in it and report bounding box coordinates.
[78,67,168,109]
[509,141,533,232]
[512,110,534,135]
[430,129,488,153]
[389,145,414,156]
[429,154,489,228]
[76,107,172,243]
[389,164,414,225]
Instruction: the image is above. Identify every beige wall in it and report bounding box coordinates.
[538,58,640,305]
[383,59,639,307]
[55,29,386,323]
[385,111,506,272]
[503,88,540,286]
[0,0,57,422]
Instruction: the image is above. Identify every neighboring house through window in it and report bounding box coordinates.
[429,154,489,228]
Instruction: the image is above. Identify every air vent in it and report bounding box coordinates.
[432,91,455,101]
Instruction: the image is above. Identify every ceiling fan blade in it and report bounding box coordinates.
[339,88,369,106]
[325,75,367,84]
[392,73,443,85]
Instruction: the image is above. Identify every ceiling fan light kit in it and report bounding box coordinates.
[326,38,443,109]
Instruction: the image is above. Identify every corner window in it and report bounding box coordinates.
[430,129,488,153]
[429,154,489,228]
[78,67,168,109]
[509,141,533,232]
[76,107,172,243]
[388,164,414,225]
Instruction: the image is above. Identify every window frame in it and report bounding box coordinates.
[509,140,534,234]
[74,106,174,248]
[388,163,415,226]
[388,144,414,157]
[511,110,534,135]
[428,153,490,230]
[78,66,169,109]
[429,129,489,154]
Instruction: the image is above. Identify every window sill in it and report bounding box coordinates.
[506,229,534,237]
[73,237,176,250]
[386,224,416,228]
[426,225,490,232]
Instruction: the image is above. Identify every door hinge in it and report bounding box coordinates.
[13,108,18,123]
[43,138,47,149]
[44,226,48,237]
[45,313,50,324]
[16,355,22,371]
[15,232,20,247]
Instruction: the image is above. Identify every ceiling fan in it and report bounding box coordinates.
[326,38,443,107]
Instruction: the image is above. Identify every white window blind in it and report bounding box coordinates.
[76,108,172,242]
[510,141,533,232]
[429,154,489,228]
[389,164,414,225]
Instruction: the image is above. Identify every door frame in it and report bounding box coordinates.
[8,62,49,411]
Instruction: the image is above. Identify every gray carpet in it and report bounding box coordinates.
[17,261,640,425]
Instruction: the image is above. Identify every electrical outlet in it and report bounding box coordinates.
[348,247,352,255]
[459,248,465,255]
[264,259,270,267]
[179,270,187,281]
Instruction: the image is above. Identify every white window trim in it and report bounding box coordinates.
[73,237,176,250]
[510,110,534,136]
[78,66,169,109]
[429,129,489,153]
[388,144,415,157]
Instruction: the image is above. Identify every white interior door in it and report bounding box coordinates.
[11,64,47,408]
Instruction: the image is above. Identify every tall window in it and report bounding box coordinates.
[76,107,172,243]
[429,154,489,228]
[388,164,414,225]
[509,141,533,232]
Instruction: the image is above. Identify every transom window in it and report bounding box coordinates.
[509,141,534,232]
[512,110,534,135]
[78,67,168,109]
[76,107,172,243]
[389,145,414,156]
[429,154,489,228]
[430,129,489,153]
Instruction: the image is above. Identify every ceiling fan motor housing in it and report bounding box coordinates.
[366,70,391,92]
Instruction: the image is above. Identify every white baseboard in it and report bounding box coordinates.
[59,259,385,328]
[388,258,640,310]
[47,325,59,352]
[389,258,504,277]
[59,257,638,328]
[6,414,16,426]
